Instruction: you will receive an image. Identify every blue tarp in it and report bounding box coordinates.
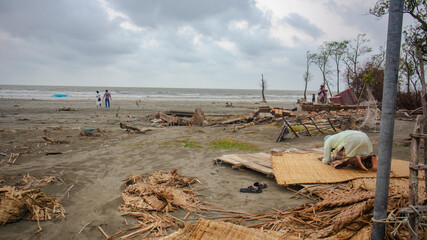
[51,94,68,98]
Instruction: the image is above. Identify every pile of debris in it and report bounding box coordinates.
[216,178,425,239]
[151,107,295,127]
[300,102,367,112]
[150,106,380,138]
[114,170,201,238]
[79,128,102,137]
[0,186,66,225]
[109,167,424,239]
[0,153,20,164]
[153,108,208,126]
[16,173,62,190]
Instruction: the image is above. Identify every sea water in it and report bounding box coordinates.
[0,85,314,103]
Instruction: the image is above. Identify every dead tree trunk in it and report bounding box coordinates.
[261,74,267,103]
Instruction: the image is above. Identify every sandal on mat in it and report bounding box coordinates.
[240,185,262,193]
[254,182,267,189]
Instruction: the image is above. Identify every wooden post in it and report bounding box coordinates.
[417,51,427,203]
[283,117,300,138]
[276,125,289,142]
[297,117,312,136]
[327,118,337,133]
[409,116,422,239]
[308,117,325,134]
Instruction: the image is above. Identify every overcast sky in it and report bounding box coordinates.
[0,0,395,90]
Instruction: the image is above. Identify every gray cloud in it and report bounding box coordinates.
[281,13,324,39]
[108,0,266,29]
[0,0,389,90]
[107,0,282,57]
[0,0,141,64]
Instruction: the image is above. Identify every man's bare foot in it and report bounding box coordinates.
[347,156,369,171]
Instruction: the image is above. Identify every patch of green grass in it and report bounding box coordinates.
[208,138,259,151]
[176,140,203,148]
[122,142,148,147]
[291,125,306,132]
[159,141,172,145]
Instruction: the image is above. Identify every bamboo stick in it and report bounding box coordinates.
[107,224,143,239]
[327,118,337,133]
[283,117,300,138]
[98,226,109,239]
[120,224,155,240]
[308,117,325,134]
[298,117,312,136]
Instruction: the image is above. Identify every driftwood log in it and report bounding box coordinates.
[119,122,152,134]
[42,136,69,144]
[190,108,206,126]
[157,112,190,126]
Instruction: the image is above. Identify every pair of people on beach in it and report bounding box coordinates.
[96,90,112,108]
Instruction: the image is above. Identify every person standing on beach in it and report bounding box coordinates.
[317,84,328,104]
[103,90,112,108]
[96,91,102,107]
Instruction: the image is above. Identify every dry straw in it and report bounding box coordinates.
[0,186,66,225]
[111,170,425,239]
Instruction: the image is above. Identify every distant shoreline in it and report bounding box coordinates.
[0,85,312,102]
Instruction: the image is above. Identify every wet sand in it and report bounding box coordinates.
[0,98,413,239]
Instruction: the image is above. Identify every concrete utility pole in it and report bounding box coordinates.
[371,0,404,239]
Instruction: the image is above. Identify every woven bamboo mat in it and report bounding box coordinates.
[187,219,282,240]
[160,224,193,240]
[272,152,415,186]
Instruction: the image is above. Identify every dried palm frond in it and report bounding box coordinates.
[0,186,66,224]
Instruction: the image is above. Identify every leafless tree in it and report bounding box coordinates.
[344,33,372,86]
[303,51,316,100]
[327,40,349,93]
[260,74,267,102]
[314,43,333,97]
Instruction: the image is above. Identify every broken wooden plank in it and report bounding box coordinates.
[164,110,194,117]
[221,117,244,125]
[214,153,273,176]
[119,122,152,134]
[158,112,189,126]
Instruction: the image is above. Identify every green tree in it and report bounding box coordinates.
[371,0,426,111]
[370,0,426,59]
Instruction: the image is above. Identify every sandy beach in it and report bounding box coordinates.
[0,98,414,239]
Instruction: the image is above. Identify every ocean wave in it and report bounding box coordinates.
[0,85,308,102]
